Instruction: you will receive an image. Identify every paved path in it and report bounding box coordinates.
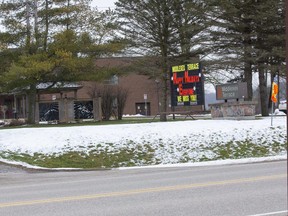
[0,162,30,173]
[0,161,287,216]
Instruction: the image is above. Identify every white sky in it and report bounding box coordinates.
[0,1,117,30]
[91,0,117,10]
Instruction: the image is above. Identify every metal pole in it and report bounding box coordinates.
[144,94,148,116]
[271,102,274,126]
[145,99,147,116]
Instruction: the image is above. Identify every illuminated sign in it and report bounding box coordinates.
[170,63,204,106]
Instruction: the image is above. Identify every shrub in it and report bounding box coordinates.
[7,119,27,127]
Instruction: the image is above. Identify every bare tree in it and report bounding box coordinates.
[116,86,129,120]
[96,85,114,121]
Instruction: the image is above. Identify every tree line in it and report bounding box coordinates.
[0,0,285,123]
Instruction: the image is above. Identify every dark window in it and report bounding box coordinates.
[74,101,93,119]
[39,103,59,121]
[135,102,150,116]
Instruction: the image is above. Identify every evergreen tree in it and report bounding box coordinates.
[253,0,285,115]
[209,0,256,100]
[209,0,285,115]
[116,0,174,121]
[0,0,124,123]
[171,0,211,61]
[116,0,210,121]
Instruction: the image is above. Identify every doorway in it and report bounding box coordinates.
[135,102,150,116]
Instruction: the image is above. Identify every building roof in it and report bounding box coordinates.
[0,82,83,96]
[36,82,82,90]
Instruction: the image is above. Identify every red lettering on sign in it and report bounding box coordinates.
[179,88,194,96]
[184,71,200,83]
[178,84,183,95]
[173,73,183,84]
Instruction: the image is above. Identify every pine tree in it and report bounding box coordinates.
[0,0,124,123]
[171,0,211,61]
[253,0,285,115]
[116,0,210,121]
[209,0,285,115]
[209,0,256,100]
[116,0,174,121]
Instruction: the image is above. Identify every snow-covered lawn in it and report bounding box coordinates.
[0,116,287,169]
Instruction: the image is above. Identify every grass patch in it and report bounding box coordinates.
[0,145,155,169]
[211,139,285,161]
[0,139,285,168]
[0,117,200,130]
[0,116,286,168]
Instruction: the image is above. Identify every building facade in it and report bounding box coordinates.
[0,58,205,123]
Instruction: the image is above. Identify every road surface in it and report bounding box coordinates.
[0,160,287,216]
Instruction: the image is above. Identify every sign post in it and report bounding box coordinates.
[271,76,279,126]
[144,94,148,116]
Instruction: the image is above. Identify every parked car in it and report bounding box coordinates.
[278,100,287,114]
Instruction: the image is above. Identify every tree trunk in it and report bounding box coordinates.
[43,0,49,51]
[117,87,128,120]
[160,58,169,122]
[258,64,269,116]
[27,84,37,124]
[244,61,253,101]
[243,20,253,101]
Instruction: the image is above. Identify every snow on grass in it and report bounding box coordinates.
[0,116,286,168]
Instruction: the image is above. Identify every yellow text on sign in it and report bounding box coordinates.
[187,63,199,70]
[190,95,197,102]
[177,95,197,102]
[172,65,185,72]
[183,96,189,102]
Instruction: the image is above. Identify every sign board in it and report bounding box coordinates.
[170,63,204,106]
[216,82,248,100]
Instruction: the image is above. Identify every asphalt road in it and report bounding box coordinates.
[0,161,287,216]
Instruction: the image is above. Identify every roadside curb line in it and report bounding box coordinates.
[0,155,286,172]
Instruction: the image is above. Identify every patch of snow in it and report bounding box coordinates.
[123,114,145,117]
[0,158,83,170]
[0,116,286,169]
[118,155,287,170]
[273,109,286,116]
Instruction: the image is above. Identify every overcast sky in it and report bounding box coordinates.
[91,0,117,10]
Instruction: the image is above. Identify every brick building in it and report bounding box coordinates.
[0,57,205,123]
